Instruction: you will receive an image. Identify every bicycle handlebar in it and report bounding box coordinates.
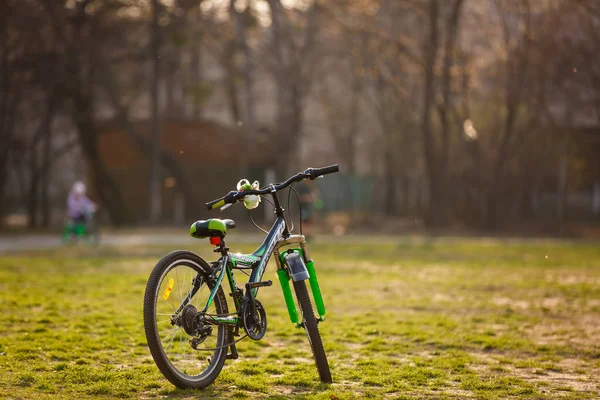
[206,164,339,211]
[307,164,339,179]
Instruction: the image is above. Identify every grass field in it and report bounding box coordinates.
[0,235,599,399]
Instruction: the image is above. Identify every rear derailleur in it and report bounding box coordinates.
[171,304,213,350]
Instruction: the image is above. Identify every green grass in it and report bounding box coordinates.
[1,235,599,399]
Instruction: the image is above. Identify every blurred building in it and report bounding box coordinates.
[96,118,275,223]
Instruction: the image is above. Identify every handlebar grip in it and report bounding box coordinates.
[308,164,339,179]
[206,191,239,211]
[206,196,227,211]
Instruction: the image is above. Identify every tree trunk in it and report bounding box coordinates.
[27,162,39,228]
[41,123,52,227]
[149,0,162,223]
[165,61,177,118]
[422,0,441,226]
[267,0,290,172]
[223,40,242,124]
[384,145,396,216]
[0,108,9,228]
[27,95,57,228]
[346,69,361,177]
[230,0,258,176]
[436,0,464,221]
[231,0,258,154]
[191,4,204,119]
[0,162,7,229]
[289,81,304,169]
[0,39,20,229]
[484,0,532,228]
[557,134,568,222]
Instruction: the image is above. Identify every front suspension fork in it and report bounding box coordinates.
[274,236,326,326]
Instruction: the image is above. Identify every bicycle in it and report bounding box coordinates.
[143,165,339,389]
[62,208,100,246]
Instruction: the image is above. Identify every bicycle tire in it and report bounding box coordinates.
[143,250,230,389]
[293,280,332,383]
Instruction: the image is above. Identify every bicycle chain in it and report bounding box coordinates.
[190,333,248,352]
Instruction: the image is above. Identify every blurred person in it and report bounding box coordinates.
[296,179,317,240]
[67,181,97,225]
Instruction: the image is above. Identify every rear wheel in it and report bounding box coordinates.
[293,280,332,383]
[85,224,100,246]
[143,251,229,389]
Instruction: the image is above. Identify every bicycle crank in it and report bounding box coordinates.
[241,298,267,340]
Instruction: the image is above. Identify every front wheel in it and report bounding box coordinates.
[293,280,332,383]
[143,251,229,389]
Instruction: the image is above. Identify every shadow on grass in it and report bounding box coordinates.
[159,382,332,399]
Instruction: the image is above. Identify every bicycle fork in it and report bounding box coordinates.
[274,236,326,327]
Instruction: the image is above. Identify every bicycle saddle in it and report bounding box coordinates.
[190,219,235,239]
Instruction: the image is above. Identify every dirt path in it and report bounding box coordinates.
[0,232,266,254]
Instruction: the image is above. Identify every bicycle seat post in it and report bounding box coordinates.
[212,236,229,256]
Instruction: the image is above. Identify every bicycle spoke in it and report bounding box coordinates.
[148,259,227,381]
[175,267,182,305]
[159,326,180,336]
[161,330,178,347]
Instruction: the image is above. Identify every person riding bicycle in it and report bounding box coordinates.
[67,181,97,225]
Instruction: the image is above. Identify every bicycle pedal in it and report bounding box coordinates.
[246,280,272,289]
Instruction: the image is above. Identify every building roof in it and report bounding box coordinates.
[96,118,268,168]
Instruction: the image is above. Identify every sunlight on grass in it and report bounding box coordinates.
[0,236,599,398]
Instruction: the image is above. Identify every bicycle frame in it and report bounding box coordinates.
[177,217,286,327]
[174,181,328,330]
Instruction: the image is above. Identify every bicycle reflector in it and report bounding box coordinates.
[210,236,221,246]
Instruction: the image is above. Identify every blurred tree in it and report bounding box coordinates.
[420,0,465,226]
[43,0,132,225]
[148,0,163,223]
[230,0,258,165]
[1,0,78,227]
[2,0,598,230]
[267,0,322,172]
[0,0,26,228]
